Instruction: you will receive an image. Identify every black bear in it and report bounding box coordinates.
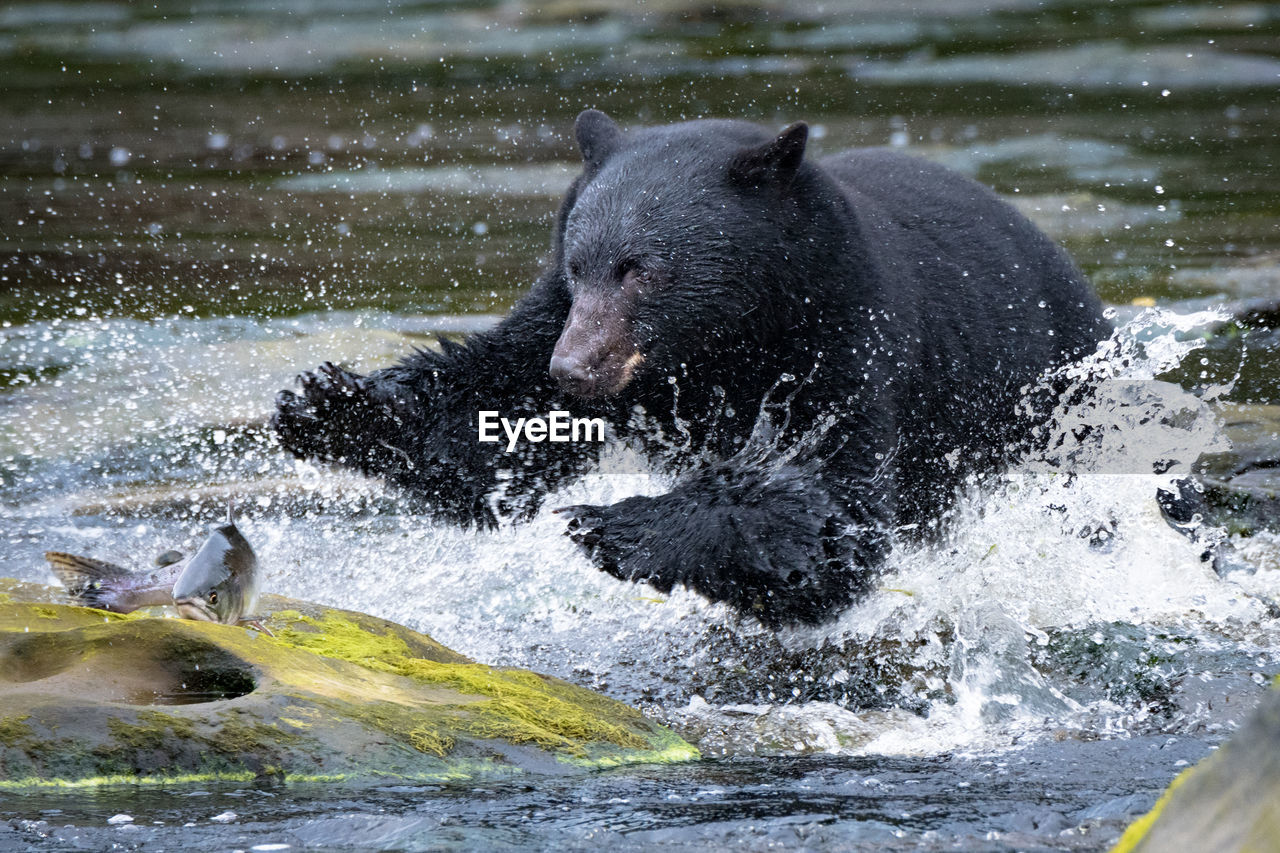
[273,110,1110,627]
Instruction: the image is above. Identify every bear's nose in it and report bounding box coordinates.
[549,354,590,384]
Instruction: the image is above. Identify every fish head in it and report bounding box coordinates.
[172,521,259,624]
[173,571,237,623]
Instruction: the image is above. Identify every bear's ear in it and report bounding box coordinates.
[575,109,622,172]
[729,122,809,190]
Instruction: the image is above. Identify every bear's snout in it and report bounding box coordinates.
[549,353,591,385]
[550,291,641,398]
[549,343,640,398]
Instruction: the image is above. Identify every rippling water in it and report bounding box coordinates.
[2,0,1279,849]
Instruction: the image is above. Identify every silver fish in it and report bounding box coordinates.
[171,509,259,625]
[46,507,261,626]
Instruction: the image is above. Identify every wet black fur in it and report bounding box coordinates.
[273,114,1109,628]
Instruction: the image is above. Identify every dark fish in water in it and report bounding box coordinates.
[46,507,262,626]
[153,549,185,568]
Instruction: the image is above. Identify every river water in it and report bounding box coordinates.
[2,1,1279,850]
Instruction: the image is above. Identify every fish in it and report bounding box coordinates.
[46,506,262,627]
[44,550,185,613]
[171,508,260,625]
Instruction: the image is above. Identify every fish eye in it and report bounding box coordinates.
[209,591,218,604]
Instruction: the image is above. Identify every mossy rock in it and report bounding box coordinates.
[0,580,696,789]
[1111,687,1280,852]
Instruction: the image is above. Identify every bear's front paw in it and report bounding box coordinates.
[558,500,659,588]
[557,466,882,627]
[272,362,385,464]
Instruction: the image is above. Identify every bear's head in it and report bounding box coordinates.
[549,109,814,399]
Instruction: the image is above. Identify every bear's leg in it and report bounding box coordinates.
[273,355,600,525]
[560,459,889,627]
[271,274,607,524]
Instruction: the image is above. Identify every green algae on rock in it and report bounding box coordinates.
[0,581,697,788]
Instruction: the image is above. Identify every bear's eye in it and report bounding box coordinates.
[618,259,652,284]
[567,260,583,280]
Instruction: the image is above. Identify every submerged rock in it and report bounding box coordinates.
[1159,403,1280,542]
[0,580,696,788]
[1111,685,1280,852]
[1197,404,1280,537]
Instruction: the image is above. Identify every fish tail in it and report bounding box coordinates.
[44,551,132,610]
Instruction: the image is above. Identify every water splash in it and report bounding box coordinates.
[4,306,1276,759]
[251,308,1273,757]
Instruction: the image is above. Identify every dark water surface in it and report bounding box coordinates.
[2,1,1279,850]
[0,738,1217,852]
[4,0,1279,329]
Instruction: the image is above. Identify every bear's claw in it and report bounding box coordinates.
[558,504,600,543]
[315,361,368,396]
